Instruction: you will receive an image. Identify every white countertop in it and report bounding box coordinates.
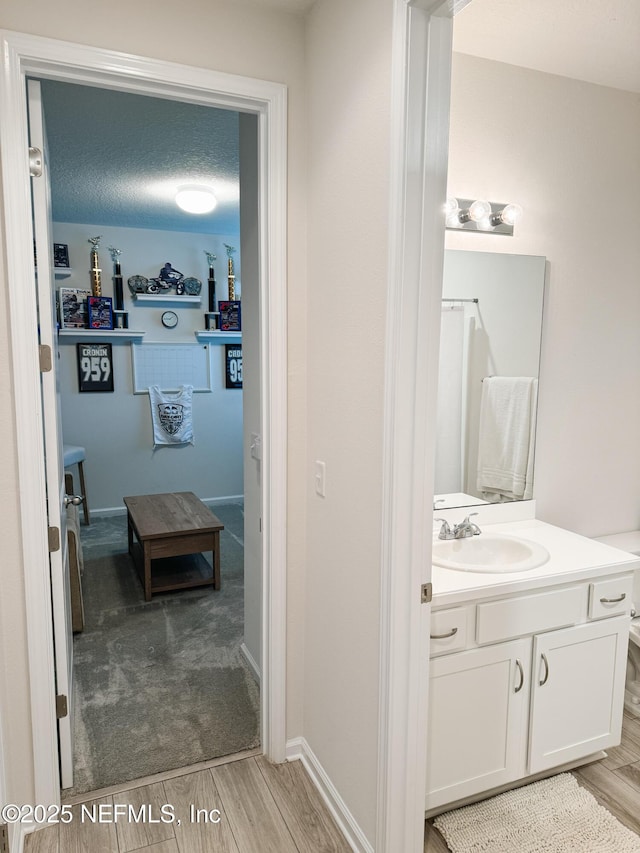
[432,518,640,608]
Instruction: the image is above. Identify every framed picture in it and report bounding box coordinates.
[87,296,113,330]
[53,243,70,268]
[218,300,242,331]
[225,344,243,389]
[59,288,90,329]
[76,343,114,392]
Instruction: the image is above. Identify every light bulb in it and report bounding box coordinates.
[475,217,494,231]
[469,199,491,222]
[175,185,217,214]
[444,197,459,216]
[499,203,522,226]
[446,212,462,228]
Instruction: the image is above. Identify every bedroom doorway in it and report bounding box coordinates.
[33,76,261,795]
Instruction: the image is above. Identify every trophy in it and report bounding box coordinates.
[109,246,124,310]
[205,250,217,312]
[224,243,237,301]
[109,245,128,327]
[88,236,102,297]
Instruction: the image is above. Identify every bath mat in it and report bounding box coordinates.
[433,773,640,852]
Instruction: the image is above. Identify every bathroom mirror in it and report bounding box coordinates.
[434,249,546,509]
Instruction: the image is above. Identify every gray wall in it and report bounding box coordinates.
[54,222,244,512]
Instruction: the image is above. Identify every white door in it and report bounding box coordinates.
[528,616,628,774]
[426,637,531,810]
[27,78,75,790]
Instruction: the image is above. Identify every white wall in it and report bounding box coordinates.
[54,223,243,512]
[305,0,393,843]
[446,53,640,537]
[0,0,307,806]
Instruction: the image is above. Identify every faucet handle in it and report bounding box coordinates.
[463,512,481,535]
[434,518,453,539]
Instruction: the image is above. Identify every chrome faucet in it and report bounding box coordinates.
[435,513,481,540]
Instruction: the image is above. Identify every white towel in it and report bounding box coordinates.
[476,376,538,501]
[149,384,194,447]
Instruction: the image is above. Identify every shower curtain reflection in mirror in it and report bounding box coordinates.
[434,305,471,494]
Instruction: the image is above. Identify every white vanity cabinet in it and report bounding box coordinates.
[426,573,632,813]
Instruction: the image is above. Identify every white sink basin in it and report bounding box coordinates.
[432,533,550,573]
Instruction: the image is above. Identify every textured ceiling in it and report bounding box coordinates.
[454,0,640,94]
[40,80,240,235]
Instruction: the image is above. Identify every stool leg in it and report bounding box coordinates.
[77,460,90,525]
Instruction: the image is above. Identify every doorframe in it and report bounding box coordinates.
[0,29,288,805]
[378,1,471,850]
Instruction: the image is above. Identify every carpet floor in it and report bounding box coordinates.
[433,772,640,853]
[68,503,259,796]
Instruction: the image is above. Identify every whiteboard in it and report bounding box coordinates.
[132,343,211,393]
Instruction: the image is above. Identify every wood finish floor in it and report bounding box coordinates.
[25,755,350,853]
[424,709,640,851]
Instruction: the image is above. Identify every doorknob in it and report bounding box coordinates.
[64,495,83,508]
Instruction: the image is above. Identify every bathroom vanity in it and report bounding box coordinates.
[426,515,640,814]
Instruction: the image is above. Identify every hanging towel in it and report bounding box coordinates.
[148,384,194,447]
[476,376,538,501]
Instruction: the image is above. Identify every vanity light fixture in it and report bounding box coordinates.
[175,185,217,214]
[445,197,522,236]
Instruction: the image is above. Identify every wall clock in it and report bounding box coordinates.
[161,310,179,329]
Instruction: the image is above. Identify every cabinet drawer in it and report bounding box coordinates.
[588,576,633,620]
[476,586,586,645]
[430,608,469,656]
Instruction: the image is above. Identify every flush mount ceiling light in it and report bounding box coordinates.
[445,197,522,236]
[175,185,217,214]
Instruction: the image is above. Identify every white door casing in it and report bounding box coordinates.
[378,1,470,849]
[0,31,287,805]
[27,78,75,790]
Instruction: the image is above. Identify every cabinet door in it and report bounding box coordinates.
[426,638,531,810]
[528,616,628,774]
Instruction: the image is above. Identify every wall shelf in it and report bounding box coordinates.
[133,294,201,305]
[195,331,242,343]
[54,268,73,278]
[58,329,145,342]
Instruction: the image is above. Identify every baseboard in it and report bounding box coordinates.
[12,822,32,852]
[240,643,261,684]
[92,495,244,518]
[285,737,373,853]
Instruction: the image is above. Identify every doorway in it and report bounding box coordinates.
[1,33,287,808]
[34,78,262,793]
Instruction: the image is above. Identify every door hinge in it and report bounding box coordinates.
[29,146,43,177]
[421,582,433,604]
[56,694,68,719]
[48,526,60,553]
[0,822,9,853]
[39,344,52,372]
